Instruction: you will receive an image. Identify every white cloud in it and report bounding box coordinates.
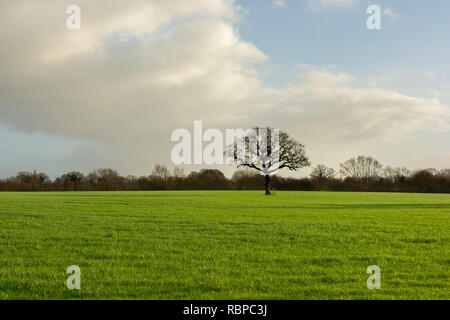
[384,7,399,18]
[0,0,449,174]
[423,70,437,78]
[308,0,358,9]
[257,68,449,144]
[273,0,286,7]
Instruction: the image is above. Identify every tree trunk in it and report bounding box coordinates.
[265,175,271,195]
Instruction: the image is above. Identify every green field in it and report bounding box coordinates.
[0,191,448,299]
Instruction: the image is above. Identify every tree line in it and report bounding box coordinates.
[1,156,449,193]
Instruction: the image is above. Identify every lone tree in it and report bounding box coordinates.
[229,128,310,195]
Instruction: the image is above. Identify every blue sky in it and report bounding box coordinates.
[236,0,450,100]
[0,0,449,178]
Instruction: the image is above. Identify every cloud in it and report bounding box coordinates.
[308,0,358,9]
[272,0,286,7]
[423,70,436,78]
[0,0,449,174]
[384,7,399,18]
[253,68,449,144]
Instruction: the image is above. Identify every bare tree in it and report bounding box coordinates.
[149,164,171,189]
[173,166,185,178]
[439,169,450,178]
[310,164,336,180]
[340,156,383,181]
[151,164,170,181]
[232,168,262,190]
[382,166,410,182]
[229,128,310,195]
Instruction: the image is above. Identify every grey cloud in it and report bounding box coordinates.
[0,0,449,174]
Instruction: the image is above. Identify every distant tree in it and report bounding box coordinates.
[170,167,186,189]
[423,168,440,176]
[229,128,310,195]
[187,171,199,179]
[183,169,230,190]
[382,166,410,182]
[340,156,383,181]
[310,164,336,180]
[16,171,42,190]
[60,171,85,184]
[16,171,33,184]
[232,168,256,182]
[409,169,445,193]
[173,166,185,178]
[198,169,226,180]
[1,162,450,193]
[125,175,138,183]
[150,164,170,181]
[87,169,123,190]
[137,176,152,190]
[56,171,86,190]
[412,169,434,180]
[197,169,228,189]
[232,168,262,190]
[439,169,450,178]
[124,175,138,190]
[37,173,51,184]
[149,164,170,190]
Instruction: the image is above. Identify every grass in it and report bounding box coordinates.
[0,191,448,300]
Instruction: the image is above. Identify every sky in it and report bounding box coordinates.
[0,0,449,178]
